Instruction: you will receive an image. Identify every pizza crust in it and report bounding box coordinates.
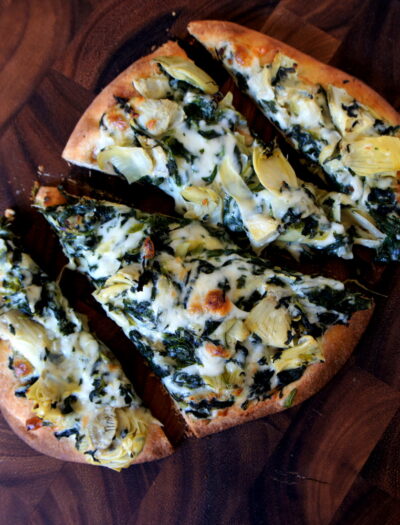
[62,41,189,170]
[188,20,400,127]
[0,340,172,465]
[183,307,373,437]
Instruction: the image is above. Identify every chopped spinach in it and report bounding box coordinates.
[277,367,304,387]
[172,372,204,389]
[163,328,199,366]
[271,66,296,87]
[187,398,234,418]
[249,369,273,400]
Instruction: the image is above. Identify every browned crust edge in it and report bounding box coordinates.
[183,307,373,437]
[0,340,172,466]
[62,41,189,169]
[188,20,400,126]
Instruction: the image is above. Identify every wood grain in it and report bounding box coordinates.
[0,1,399,524]
[248,367,400,525]
[0,0,87,135]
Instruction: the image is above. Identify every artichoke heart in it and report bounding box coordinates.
[133,74,171,99]
[181,185,220,207]
[225,318,250,347]
[341,136,400,177]
[203,366,244,391]
[95,265,142,303]
[326,85,376,137]
[219,156,280,246]
[245,296,291,348]
[88,408,117,450]
[253,145,298,193]
[273,336,323,374]
[246,214,280,244]
[97,146,154,183]
[154,56,218,94]
[0,312,50,370]
[130,97,184,136]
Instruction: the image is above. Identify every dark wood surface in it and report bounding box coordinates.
[0,1,399,523]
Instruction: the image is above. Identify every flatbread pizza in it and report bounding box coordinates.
[0,218,172,469]
[62,41,380,261]
[188,20,400,262]
[36,187,372,437]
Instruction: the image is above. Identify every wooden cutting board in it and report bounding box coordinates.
[0,1,400,523]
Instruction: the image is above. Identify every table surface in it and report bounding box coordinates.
[0,1,400,524]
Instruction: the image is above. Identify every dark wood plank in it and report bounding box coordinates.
[362,409,400,500]
[330,0,400,110]
[0,0,90,135]
[259,4,341,63]
[331,476,400,525]
[247,367,400,525]
[54,0,278,91]
[281,0,366,40]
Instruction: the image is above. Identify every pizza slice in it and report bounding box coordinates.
[62,40,365,260]
[36,187,372,437]
[0,217,172,469]
[188,20,400,262]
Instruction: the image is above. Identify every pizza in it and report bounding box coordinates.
[188,20,400,262]
[0,217,172,469]
[35,187,372,437]
[62,40,376,261]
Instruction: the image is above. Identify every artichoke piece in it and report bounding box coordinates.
[342,208,385,246]
[225,319,250,348]
[130,97,184,136]
[95,264,142,302]
[97,146,154,183]
[133,74,171,99]
[273,336,323,374]
[89,408,117,450]
[181,185,220,207]
[341,136,400,177]
[253,145,298,194]
[326,85,376,137]
[219,156,280,247]
[203,366,244,391]
[175,240,204,257]
[154,56,219,94]
[181,185,221,221]
[245,296,291,348]
[246,215,281,244]
[0,311,50,370]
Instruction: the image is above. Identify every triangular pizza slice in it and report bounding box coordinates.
[36,187,372,437]
[0,218,172,469]
[188,20,400,262]
[62,41,369,260]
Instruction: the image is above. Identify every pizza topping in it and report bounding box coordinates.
[154,56,219,94]
[97,146,154,183]
[26,416,43,431]
[38,193,372,421]
[340,136,400,177]
[200,35,400,261]
[252,145,298,193]
[0,223,159,470]
[83,49,359,259]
